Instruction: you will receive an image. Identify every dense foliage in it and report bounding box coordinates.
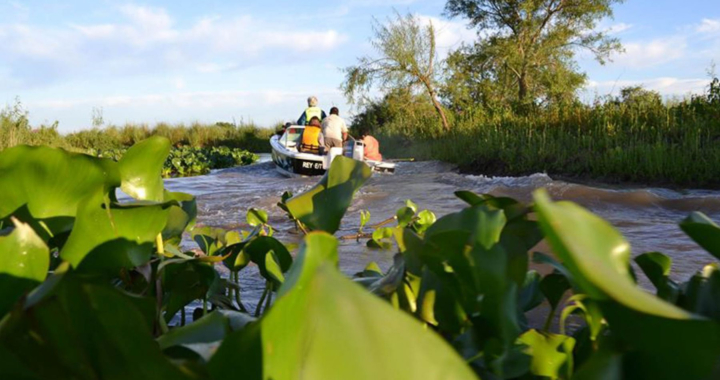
[355,78,720,187]
[90,146,259,177]
[444,0,623,109]
[1,138,720,379]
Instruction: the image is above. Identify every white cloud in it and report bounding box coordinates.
[697,18,720,34]
[611,37,687,68]
[585,77,710,97]
[0,6,348,87]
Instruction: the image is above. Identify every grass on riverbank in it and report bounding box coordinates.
[363,81,720,188]
[0,103,277,153]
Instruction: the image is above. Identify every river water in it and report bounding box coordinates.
[164,155,720,311]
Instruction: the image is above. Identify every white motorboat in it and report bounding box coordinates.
[270,125,395,177]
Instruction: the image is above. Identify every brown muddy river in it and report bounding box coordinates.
[165,155,720,313]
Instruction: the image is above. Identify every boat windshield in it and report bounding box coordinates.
[279,126,304,150]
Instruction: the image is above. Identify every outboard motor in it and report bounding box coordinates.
[353,140,365,161]
[324,147,344,169]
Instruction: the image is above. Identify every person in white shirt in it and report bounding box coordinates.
[321,107,348,149]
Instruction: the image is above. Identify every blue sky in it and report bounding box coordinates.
[0,0,718,132]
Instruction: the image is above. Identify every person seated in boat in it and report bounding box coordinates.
[297,96,327,126]
[276,122,291,136]
[361,132,382,161]
[299,117,325,155]
[321,107,348,149]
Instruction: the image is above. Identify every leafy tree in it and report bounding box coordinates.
[617,86,662,108]
[445,0,624,109]
[342,12,451,131]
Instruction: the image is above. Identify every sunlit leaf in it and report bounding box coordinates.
[517,329,575,379]
[680,212,720,260]
[60,193,172,271]
[118,136,170,202]
[0,145,119,223]
[285,156,371,233]
[533,189,689,319]
[0,219,49,317]
[253,233,478,380]
[247,208,268,227]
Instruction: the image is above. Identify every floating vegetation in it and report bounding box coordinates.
[89,145,259,177]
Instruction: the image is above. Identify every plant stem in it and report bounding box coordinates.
[202,297,208,317]
[542,306,556,332]
[263,282,274,313]
[180,307,186,326]
[255,282,270,317]
[156,233,164,255]
[234,271,248,312]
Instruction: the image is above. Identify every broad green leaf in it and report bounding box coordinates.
[162,259,219,323]
[540,273,571,310]
[602,302,720,379]
[680,264,720,320]
[118,136,170,201]
[518,270,544,312]
[0,218,49,282]
[207,322,263,379]
[572,347,622,380]
[635,252,679,302]
[60,193,172,271]
[278,232,339,297]
[258,233,478,380]
[285,156,371,233]
[0,145,119,221]
[680,212,720,261]
[518,329,575,379]
[158,311,230,350]
[533,189,689,319]
[0,219,49,317]
[162,191,197,242]
[247,208,268,227]
[0,274,192,380]
[264,252,285,284]
[244,237,292,286]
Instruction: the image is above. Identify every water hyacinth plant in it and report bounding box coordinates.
[89,145,259,177]
[0,137,719,379]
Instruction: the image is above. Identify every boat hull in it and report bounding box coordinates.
[270,133,395,177]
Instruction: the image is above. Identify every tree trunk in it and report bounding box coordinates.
[430,93,451,132]
[423,81,450,132]
[518,73,528,103]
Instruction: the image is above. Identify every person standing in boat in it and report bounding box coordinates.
[297,96,327,126]
[300,117,325,154]
[321,107,348,150]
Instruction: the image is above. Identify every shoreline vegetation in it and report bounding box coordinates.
[338,9,720,190]
[0,101,277,153]
[355,79,720,189]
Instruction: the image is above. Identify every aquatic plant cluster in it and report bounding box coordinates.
[1,137,720,379]
[89,146,259,177]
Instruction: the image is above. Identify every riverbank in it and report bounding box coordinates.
[1,104,277,153]
[379,131,720,190]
